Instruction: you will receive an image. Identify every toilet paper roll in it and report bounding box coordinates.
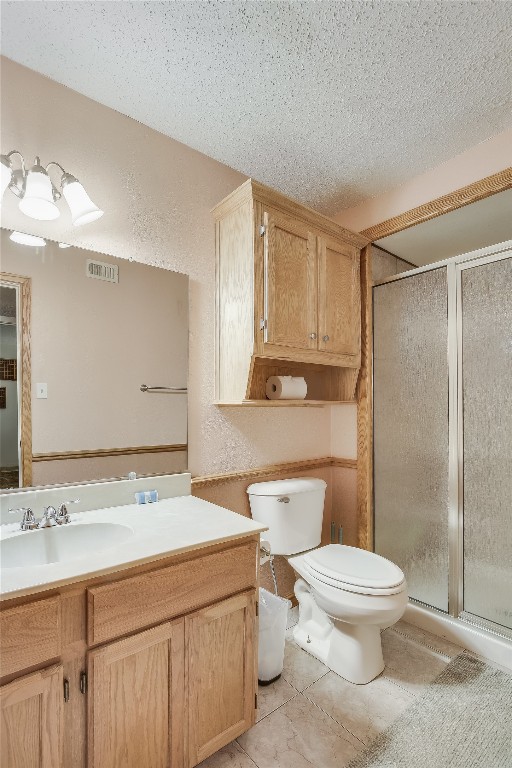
[265,375,307,400]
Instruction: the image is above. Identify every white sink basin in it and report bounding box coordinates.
[0,523,134,569]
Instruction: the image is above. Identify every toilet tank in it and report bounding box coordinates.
[247,477,326,555]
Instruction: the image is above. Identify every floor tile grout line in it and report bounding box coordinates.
[380,672,424,697]
[281,668,328,694]
[286,631,438,699]
[301,671,423,750]
[235,739,261,768]
[385,628,454,663]
[256,687,300,722]
[391,626,464,658]
[299,689,368,749]
[281,637,330,693]
[299,669,330,694]
[280,675,301,693]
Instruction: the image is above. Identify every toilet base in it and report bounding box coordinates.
[293,579,385,685]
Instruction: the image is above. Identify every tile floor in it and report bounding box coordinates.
[197,606,477,768]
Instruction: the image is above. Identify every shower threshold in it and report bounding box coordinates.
[404,601,512,673]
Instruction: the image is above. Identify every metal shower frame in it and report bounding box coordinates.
[372,238,512,630]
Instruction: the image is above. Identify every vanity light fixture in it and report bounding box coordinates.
[0,150,103,226]
[9,231,46,247]
[0,155,12,199]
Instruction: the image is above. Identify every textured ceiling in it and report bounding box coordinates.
[1,1,511,215]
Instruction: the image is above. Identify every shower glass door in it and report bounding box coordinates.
[373,267,450,612]
[460,255,512,631]
[373,245,512,632]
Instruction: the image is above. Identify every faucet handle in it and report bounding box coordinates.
[9,507,37,531]
[56,498,80,524]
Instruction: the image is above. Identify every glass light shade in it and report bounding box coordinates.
[19,165,60,221]
[62,178,103,226]
[0,157,12,199]
[10,231,46,247]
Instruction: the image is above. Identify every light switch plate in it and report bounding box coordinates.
[36,383,48,399]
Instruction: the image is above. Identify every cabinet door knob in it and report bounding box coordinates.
[323,335,330,342]
[309,333,317,340]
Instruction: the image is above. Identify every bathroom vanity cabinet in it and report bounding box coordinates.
[213,179,370,405]
[0,536,259,768]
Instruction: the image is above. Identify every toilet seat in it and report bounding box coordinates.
[303,545,405,596]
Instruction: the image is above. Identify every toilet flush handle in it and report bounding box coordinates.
[277,496,290,503]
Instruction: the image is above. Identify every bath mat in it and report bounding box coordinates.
[347,653,512,768]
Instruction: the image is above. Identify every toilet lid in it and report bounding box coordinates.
[304,545,405,590]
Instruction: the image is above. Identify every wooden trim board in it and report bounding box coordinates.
[0,272,32,487]
[361,168,512,241]
[191,456,356,490]
[214,400,353,407]
[356,245,373,552]
[331,457,358,470]
[32,443,187,463]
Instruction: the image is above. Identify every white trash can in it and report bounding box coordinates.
[258,588,291,685]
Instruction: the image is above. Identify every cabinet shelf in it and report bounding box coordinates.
[214,399,356,407]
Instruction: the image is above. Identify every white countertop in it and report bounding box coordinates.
[0,495,267,600]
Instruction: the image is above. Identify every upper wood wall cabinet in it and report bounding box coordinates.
[213,180,369,405]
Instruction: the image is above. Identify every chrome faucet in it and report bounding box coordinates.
[38,505,58,528]
[8,507,37,531]
[8,499,80,531]
[55,499,80,524]
[38,500,80,528]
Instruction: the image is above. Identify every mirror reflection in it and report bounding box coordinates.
[0,229,188,489]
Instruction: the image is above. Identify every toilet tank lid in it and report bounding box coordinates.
[247,477,327,496]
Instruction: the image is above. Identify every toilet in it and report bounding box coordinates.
[247,477,407,685]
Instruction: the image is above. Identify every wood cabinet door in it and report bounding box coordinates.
[185,591,256,767]
[318,235,361,360]
[263,209,317,353]
[88,620,184,768]
[1,664,63,768]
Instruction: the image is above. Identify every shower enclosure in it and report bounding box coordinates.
[373,241,512,638]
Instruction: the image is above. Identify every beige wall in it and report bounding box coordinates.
[334,129,512,233]
[331,404,357,461]
[0,57,332,477]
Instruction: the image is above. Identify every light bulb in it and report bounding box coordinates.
[58,242,71,249]
[10,231,46,247]
[18,159,60,221]
[0,156,12,200]
[61,174,103,226]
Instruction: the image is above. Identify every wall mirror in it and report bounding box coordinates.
[0,228,188,490]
